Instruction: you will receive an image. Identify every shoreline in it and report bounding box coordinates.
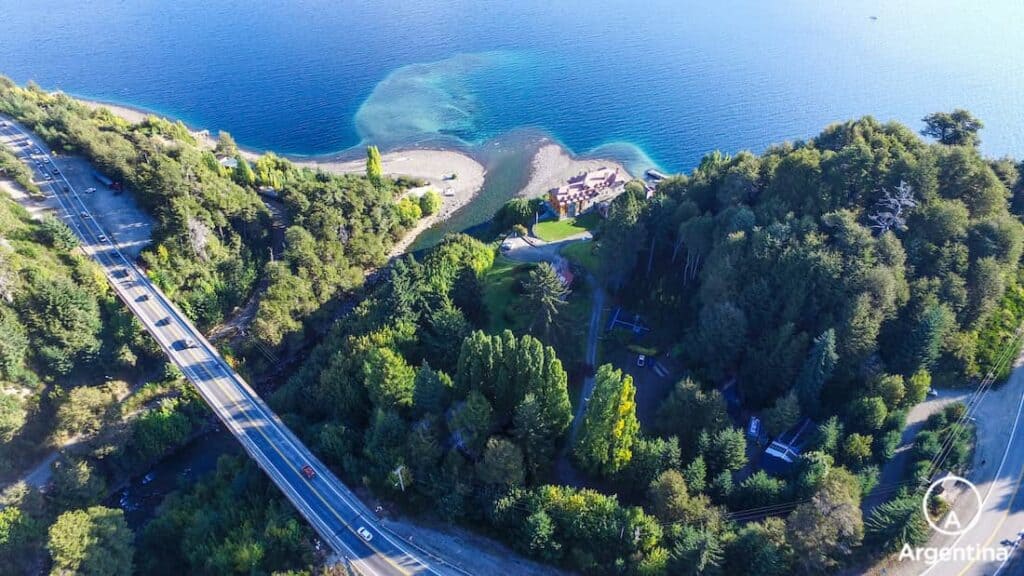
[78,96,641,253]
[79,97,487,252]
[518,142,633,201]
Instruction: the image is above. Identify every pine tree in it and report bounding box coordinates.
[522,262,568,340]
[535,344,572,438]
[513,393,553,481]
[898,304,955,375]
[795,328,837,413]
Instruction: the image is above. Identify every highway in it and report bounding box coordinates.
[0,116,452,576]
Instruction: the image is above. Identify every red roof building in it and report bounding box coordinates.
[547,167,625,219]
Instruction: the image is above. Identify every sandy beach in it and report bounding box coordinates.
[79,99,486,254]
[78,99,636,255]
[299,151,485,256]
[518,143,633,200]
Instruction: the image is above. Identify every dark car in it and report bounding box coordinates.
[156,316,171,327]
[301,465,316,479]
[136,294,149,302]
[175,338,196,350]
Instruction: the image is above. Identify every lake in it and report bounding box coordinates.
[2,0,1023,230]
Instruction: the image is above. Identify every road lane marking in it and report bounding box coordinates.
[920,379,1024,576]
[1,123,422,575]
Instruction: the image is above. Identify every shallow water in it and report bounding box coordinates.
[2,0,1023,240]
[3,0,1022,168]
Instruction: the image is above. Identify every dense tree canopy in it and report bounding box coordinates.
[47,506,133,576]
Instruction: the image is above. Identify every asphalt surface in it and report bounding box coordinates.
[913,356,1024,576]
[0,116,453,576]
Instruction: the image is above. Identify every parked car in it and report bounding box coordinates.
[301,465,316,479]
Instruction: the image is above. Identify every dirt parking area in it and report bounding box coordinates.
[2,119,154,259]
[47,154,154,258]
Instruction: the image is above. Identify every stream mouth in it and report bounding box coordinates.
[110,427,240,529]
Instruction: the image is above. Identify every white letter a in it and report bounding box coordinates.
[944,511,962,530]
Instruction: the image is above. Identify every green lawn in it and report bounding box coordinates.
[561,240,600,276]
[533,211,599,242]
[481,253,533,333]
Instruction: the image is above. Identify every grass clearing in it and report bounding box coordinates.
[533,211,599,242]
[561,240,600,276]
[481,253,533,333]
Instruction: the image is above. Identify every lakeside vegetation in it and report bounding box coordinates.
[0,78,427,351]
[3,69,1022,576]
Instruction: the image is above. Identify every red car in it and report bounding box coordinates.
[301,465,316,479]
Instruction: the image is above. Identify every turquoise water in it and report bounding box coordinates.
[2,0,1023,234]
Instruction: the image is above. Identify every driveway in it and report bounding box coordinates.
[863,388,971,512]
[502,232,591,265]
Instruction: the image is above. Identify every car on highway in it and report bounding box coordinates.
[156,316,171,326]
[301,465,316,479]
[136,294,149,302]
[84,187,96,194]
[44,175,53,181]
[62,185,70,192]
[97,234,108,242]
[80,211,91,218]
[637,354,646,367]
[174,338,197,350]
[356,527,373,542]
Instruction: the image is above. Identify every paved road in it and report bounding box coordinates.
[914,355,1024,576]
[0,117,453,576]
[878,344,1024,576]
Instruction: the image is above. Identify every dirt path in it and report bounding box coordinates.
[568,277,605,445]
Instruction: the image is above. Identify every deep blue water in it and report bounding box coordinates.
[2,0,1023,174]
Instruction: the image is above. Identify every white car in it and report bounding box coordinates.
[637,354,646,367]
[84,187,96,194]
[356,527,373,542]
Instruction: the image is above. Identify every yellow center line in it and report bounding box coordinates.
[4,125,421,576]
[955,463,1024,576]
[139,295,417,576]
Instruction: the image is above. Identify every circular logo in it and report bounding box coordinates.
[921,475,983,536]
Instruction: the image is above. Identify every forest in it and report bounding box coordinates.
[240,112,1016,575]
[0,79,426,349]
[0,180,216,574]
[0,79,426,575]
[3,73,1022,576]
